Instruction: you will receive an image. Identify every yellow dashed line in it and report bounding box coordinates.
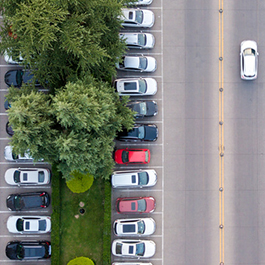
[219,0,224,263]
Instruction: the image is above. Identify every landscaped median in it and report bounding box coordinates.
[51,164,112,265]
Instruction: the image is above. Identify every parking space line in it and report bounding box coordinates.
[0,113,8,115]
[135,120,163,123]
[0,260,48,263]
[151,211,162,214]
[118,143,162,146]
[0,89,8,91]
[129,53,163,56]
[0,162,50,165]
[0,186,51,189]
[118,75,162,79]
[0,234,49,237]
[0,210,49,213]
[0,138,10,140]
[116,165,163,169]
[116,189,162,192]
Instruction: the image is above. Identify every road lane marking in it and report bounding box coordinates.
[219,0,224,263]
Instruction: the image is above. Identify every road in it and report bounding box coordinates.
[112,0,265,265]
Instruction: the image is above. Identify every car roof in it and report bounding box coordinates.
[128,150,146,162]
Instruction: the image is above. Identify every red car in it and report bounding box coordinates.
[116,196,156,214]
[114,148,151,164]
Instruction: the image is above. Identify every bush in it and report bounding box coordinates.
[66,171,94,193]
[67,256,95,265]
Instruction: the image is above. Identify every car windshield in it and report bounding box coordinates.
[122,151,129,163]
[38,171,45,183]
[145,151,149,162]
[138,34,146,46]
[39,220,47,231]
[138,172,149,185]
[139,57,147,70]
[116,243,122,254]
[137,220,145,234]
[137,199,146,212]
[16,218,24,232]
[137,126,145,139]
[138,79,147,93]
[243,48,255,56]
[14,170,21,183]
[138,102,147,115]
[135,10,143,24]
[136,242,145,256]
[16,244,24,259]
[15,70,23,87]
[14,195,22,209]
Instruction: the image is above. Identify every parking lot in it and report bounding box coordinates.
[0,59,52,264]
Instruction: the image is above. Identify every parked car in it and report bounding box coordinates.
[112,239,156,258]
[4,69,40,87]
[6,122,14,136]
[113,218,156,236]
[116,196,156,214]
[114,148,150,164]
[240,40,258,80]
[4,97,11,109]
[4,50,23,64]
[116,55,157,72]
[117,124,158,142]
[120,8,155,28]
[112,263,153,265]
[115,77,157,96]
[4,168,51,186]
[111,169,157,188]
[119,32,155,49]
[127,0,153,5]
[4,145,44,162]
[7,216,51,234]
[127,100,158,118]
[6,191,50,211]
[6,240,51,260]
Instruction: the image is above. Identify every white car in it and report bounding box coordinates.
[112,170,157,188]
[120,8,155,28]
[127,0,153,5]
[115,77,157,96]
[4,50,23,64]
[112,239,156,258]
[113,218,156,236]
[4,168,51,186]
[4,145,44,162]
[116,55,157,72]
[240,40,258,80]
[7,216,51,234]
[112,263,153,265]
[119,32,155,49]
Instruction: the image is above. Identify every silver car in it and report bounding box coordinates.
[115,77,157,96]
[240,40,258,80]
[112,169,157,188]
[119,8,155,28]
[113,218,156,236]
[116,55,157,72]
[119,32,155,49]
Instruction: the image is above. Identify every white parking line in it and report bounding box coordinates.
[0,138,9,140]
[116,165,163,169]
[0,234,48,237]
[0,113,8,115]
[0,260,48,263]
[129,53,163,56]
[118,75,162,79]
[135,120,163,123]
[118,143,162,146]
[0,210,49,213]
[0,162,50,165]
[116,189,162,192]
[0,65,21,67]
[0,186,51,189]
[0,89,8,91]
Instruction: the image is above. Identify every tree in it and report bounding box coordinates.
[66,171,94,193]
[7,77,134,180]
[67,257,94,265]
[0,0,127,86]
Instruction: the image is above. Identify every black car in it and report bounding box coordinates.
[127,100,158,118]
[6,241,51,260]
[117,124,158,142]
[6,122,14,136]
[6,191,50,211]
[4,69,40,87]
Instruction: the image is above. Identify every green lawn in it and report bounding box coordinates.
[60,177,106,265]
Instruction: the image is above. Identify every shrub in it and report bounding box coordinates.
[67,256,95,265]
[66,171,94,193]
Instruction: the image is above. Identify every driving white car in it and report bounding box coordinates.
[115,77,157,96]
[113,218,156,236]
[119,32,155,49]
[5,168,51,186]
[120,8,155,28]
[116,55,157,72]
[112,239,156,258]
[7,216,51,234]
[111,169,157,188]
[240,40,258,80]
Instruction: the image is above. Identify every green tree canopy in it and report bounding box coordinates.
[7,77,134,180]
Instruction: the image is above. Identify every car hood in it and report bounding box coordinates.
[6,195,17,211]
[144,56,157,72]
[141,10,155,27]
[146,101,158,116]
[144,125,158,141]
[146,169,157,186]
[4,146,14,161]
[143,240,156,257]
[145,197,156,213]
[145,78,157,95]
[145,33,155,48]
[7,216,19,233]
[4,70,18,86]
[144,218,156,235]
